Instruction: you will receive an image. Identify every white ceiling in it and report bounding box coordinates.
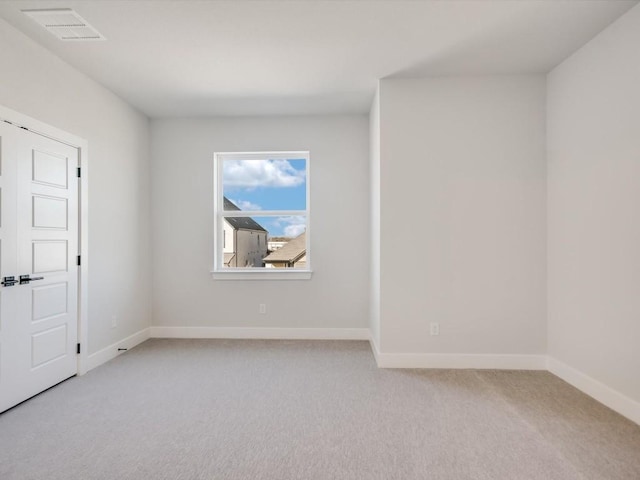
[0,0,636,117]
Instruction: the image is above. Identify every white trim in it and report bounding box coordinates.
[217,210,303,218]
[370,346,546,370]
[547,356,640,426]
[212,151,311,276]
[77,143,89,375]
[150,326,369,340]
[215,151,309,162]
[0,104,90,376]
[86,328,151,372]
[0,105,86,147]
[211,270,312,280]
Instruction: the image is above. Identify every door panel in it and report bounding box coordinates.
[32,283,68,322]
[32,149,68,188]
[33,195,68,229]
[31,325,67,368]
[0,121,79,413]
[32,240,68,273]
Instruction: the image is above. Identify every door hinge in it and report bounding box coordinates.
[77,255,81,266]
[77,167,81,178]
[77,343,81,355]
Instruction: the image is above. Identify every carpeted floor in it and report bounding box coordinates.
[0,339,638,479]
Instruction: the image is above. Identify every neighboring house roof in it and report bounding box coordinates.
[223,197,266,232]
[263,232,306,263]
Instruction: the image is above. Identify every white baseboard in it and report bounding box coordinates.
[86,328,151,372]
[82,326,639,426]
[149,326,370,341]
[547,357,640,426]
[368,338,545,370]
[376,352,546,370]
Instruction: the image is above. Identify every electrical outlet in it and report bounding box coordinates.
[429,322,440,336]
[259,304,267,315]
[111,315,118,328]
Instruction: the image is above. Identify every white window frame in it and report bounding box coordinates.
[212,151,312,280]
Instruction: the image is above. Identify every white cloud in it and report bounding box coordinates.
[274,215,306,238]
[284,224,306,237]
[228,198,262,211]
[223,159,305,189]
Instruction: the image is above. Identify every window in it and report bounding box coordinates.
[212,151,311,279]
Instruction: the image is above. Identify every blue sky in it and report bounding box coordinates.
[223,158,306,237]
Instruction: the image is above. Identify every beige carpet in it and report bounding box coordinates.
[0,339,638,479]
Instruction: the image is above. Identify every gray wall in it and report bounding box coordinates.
[547,4,640,405]
[0,18,152,354]
[378,76,547,355]
[150,116,369,329]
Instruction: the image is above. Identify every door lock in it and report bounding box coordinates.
[19,275,44,285]
[1,276,17,287]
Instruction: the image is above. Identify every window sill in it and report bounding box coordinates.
[210,270,313,280]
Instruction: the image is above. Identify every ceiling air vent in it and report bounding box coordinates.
[22,8,105,41]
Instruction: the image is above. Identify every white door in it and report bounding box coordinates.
[0,121,79,413]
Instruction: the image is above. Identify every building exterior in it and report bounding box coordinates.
[267,240,288,252]
[263,232,306,268]
[223,197,268,267]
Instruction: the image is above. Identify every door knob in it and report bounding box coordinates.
[19,275,44,285]
[1,276,17,287]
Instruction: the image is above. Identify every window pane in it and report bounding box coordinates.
[222,215,307,269]
[222,158,306,211]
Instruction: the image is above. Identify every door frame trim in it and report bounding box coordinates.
[0,104,89,375]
